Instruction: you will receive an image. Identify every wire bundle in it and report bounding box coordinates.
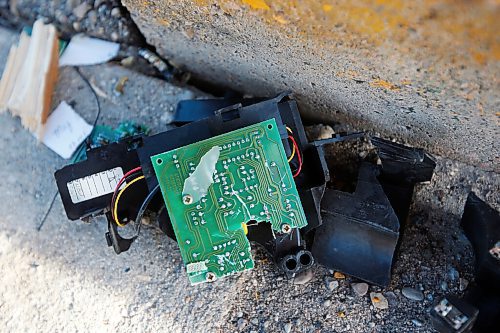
[111,166,144,226]
[110,166,161,241]
[286,127,303,178]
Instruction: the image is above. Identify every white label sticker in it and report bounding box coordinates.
[67,167,124,204]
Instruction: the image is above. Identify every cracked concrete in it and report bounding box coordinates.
[123,0,499,172]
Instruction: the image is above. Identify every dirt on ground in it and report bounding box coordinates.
[0,9,498,333]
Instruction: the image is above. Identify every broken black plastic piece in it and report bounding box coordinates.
[430,295,478,333]
[54,138,146,221]
[372,137,436,224]
[312,163,400,286]
[106,212,136,255]
[247,223,313,278]
[312,132,365,146]
[459,192,500,332]
[173,97,264,124]
[461,192,500,290]
[432,193,500,333]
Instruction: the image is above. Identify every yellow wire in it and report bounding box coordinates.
[113,175,145,227]
[287,140,296,162]
[241,222,248,235]
[286,126,296,162]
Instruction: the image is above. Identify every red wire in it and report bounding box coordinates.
[111,166,142,219]
[288,135,302,177]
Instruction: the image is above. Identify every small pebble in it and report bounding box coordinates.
[111,31,120,41]
[72,21,81,32]
[237,318,247,330]
[325,277,339,291]
[111,7,122,17]
[352,282,369,296]
[334,271,346,279]
[323,299,331,307]
[54,9,68,24]
[412,319,423,327]
[72,2,91,20]
[385,291,398,306]
[66,0,80,11]
[441,281,448,291]
[459,278,469,291]
[250,318,258,325]
[370,292,389,309]
[448,267,459,281]
[87,10,98,25]
[283,322,292,333]
[402,287,424,301]
[94,0,105,9]
[316,124,335,140]
[293,270,314,285]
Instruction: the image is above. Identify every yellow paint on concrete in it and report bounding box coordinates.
[145,0,499,69]
[242,0,270,10]
[370,79,399,91]
[200,0,500,65]
[273,15,289,25]
[322,4,333,12]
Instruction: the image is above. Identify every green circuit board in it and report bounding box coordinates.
[151,119,307,284]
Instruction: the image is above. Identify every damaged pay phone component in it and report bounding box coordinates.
[152,119,307,284]
[53,93,436,286]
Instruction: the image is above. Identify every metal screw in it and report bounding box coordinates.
[281,223,292,233]
[206,272,216,282]
[183,194,193,205]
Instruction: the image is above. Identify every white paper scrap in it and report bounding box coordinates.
[41,101,93,159]
[59,34,120,67]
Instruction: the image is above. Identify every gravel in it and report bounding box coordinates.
[292,269,314,285]
[324,277,339,291]
[72,2,91,20]
[352,283,369,297]
[237,318,248,330]
[1,0,145,45]
[385,291,398,307]
[412,319,424,327]
[448,267,460,281]
[459,278,469,291]
[402,287,425,301]
[370,292,389,310]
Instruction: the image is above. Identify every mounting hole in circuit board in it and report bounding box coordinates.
[156,158,163,165]
[267,124,273,129]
